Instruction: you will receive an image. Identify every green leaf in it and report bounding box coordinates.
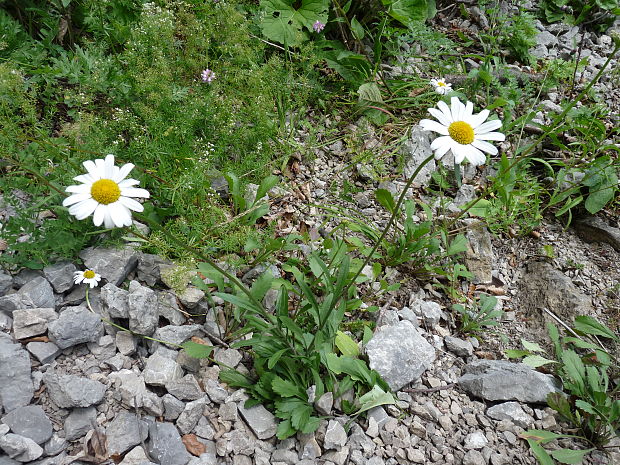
[562,350,586,395]
[250,271,276,302]
[335,331,360,357]
[260,0,329,46]
[547,392,574,422]
[526,440,555,465]
[447,234,468,255]
[290,403,312,430]
[548,448,594,464]
[468,199,491,218]
[268,348,289,369]
[522,339,546,353]
[381,0,433,26]
[573,316,618,341]
[574,399,597,415]
[505,349,530,359]
[272,376,304,398]
[276,418,296,439]
[254,175,279,204]
[362,326,374,345]
[522,355,557,368]
[374,188,396,212]
[521,429,567,444]
[355,385,395,415]
[350,17,364,40]
[181,341,214,359]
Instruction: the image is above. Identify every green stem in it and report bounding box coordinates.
[454,162,462,188]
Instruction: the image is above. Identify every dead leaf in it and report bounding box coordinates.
[474,351,496,360]
[182,434,206,456]
[23,335,50,343]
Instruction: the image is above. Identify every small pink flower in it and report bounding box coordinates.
[313,20,325,33]
[201,69,216,83]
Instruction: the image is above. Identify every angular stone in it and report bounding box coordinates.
[142,391,164,417]
[203,379,227,404]
[144,354,184,387]
[213,348,242,368]
[366,320,436,391]
[444,336,474,357]
[458,360,561,403]
[119,445,151,465]
[100,283,129,318]
[315,392,333,416]
[176,287,205,309]
[106,411,149,455]
[1,405,52,444]
[137,253,168,287]
[44,434,67,456]
[176,397,209,435]
[115,331,136,356]
[47,306,103,349]
[42,262,76,293]
[0,433,43,462]
[153,325,203,348]
[0,277,55,316]
[64,407,96,441]
[0,271,13,297]
[218,402,238,422]
[464,223,494,284]
[464,431,488,449]
[402,125,437,187]
[574,216,620,252]
[87,334,116,359]
[163,394,186,421]
[486,402,533,428]
[237,402,277,440]
[194,417,215,440]
[26,341,61,365]
[128,281,158,336]
[411,300,442,328]
[12,308,58,340]
[324,420,347,450]
[109,370,149,409]
[157,291,186,326]
[0,338,33,411]
[299,433,322,460]
[43,373,106,408]
[165,374,204,401]
[79,247,138,286]
[147,422,191,465]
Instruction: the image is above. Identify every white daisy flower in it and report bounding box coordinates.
[419,96,505,166]
[73,269,101,288]
[63,154,150,228]
[430,78,452,95]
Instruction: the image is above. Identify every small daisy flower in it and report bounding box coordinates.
[313,20,325,33]
[430,78,452,95]
[201,69,216,83]
[63,154,150,228]
[74,270,101,288]
[420,96,505,166]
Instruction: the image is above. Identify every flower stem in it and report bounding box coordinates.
[454,163,462,188]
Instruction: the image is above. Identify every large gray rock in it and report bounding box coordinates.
[42,262,76,293]
[402,125,437,187]
[0,271,13,296]
[458,360,561,403]
[128,281,158,336]
[365,320,436,391]
[574,216,620,252]
[237,402,277,440]
[0,433,43,462]
[324,420,347,450]
[12,308,58,340]
[176,397,209,435]
[26,342,61,364]
[79,247,138,286]
[153,325,203,348]
[486,402,534,428]
[0,337,33,411]
[108,370,149,409]
[47,306,103,349]
[165,374,204,401]
[1,405,53,444]
[64,407,96,441]
[106,411,149,456]
[43,373,106,408]
[0,277,55,316]
[100,283,129,318]
[157,291,186,326]
[143,354,184,387]
[147,422,191,465]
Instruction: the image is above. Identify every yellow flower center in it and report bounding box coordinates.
[438,82,446,87]
[83,270,96,279]
[91,179,121,205]
[448,121,475,145]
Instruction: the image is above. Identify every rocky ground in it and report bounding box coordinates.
[1,2,620,465]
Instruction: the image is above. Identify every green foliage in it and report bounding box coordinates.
[499,12,538,64]
[508,318,620,463]
[452,294,502,337]
[225,173,279,226]
[539,0,620,29]
[259,0,329,46]
[380,0,436,26]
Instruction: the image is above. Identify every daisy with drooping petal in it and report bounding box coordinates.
[74,269,101,288]
[63,154,150,228]
[430,78,452,95]
[419,96,505,166]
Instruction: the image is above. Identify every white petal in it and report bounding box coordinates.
[451,144,466,164]
[476,131,506,141]
[83,160,100,179]
[431,136,453,151]
[93,204,106,226]
[120,187,150,198]
[74,275,84,284]
[436,101,453,123]
[430,79,438,86]
[104,154,116,179]
[118,178,140,188]
[464,145,487,166]
[420,119,449,135]
[464,101,474,119]
[434,140,452,159]
[475,119,502,134]
[63,193,91,207]
[103,210,115,229]
[472,139,498,155]
[109,204,132,227]
[469,109,490,129]
[451,97,464,121]
[73,174,94,184]
[66,184,91,194]
[114,163,135,183]
[119,196,144,212]
[427,108,451,126]
[73,198,99,220]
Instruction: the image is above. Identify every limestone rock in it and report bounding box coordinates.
[128,281,158,336]
[47,306,103,349]
[0,337,33,411]
[1,405,53,444]
[43,373,106,408]
[147,422,191,465]
[106,411,149,456]
[42,262,76,293]
[79,247,138,286]
[237,402,277,440]
[12,308,57,340]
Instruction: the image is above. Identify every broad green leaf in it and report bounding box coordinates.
[272,376,303,398]
[526,440,555,465]
[268,348,289,369]
[181,341,214,359]
[562,350,586,394]
[522,355,557,368]
[447,234,468,255]
[335,331,360,357]
[548,448,594,464]
[521,429,567,444]
[574,399,597,415]
[350,17,364,40]
[374,188,396,212]
[547,392,574,422]
[573,316,618,341]
[301,416,321,433]
[521,339,546,353]
[381,0,433,26]
[355,385,395,414]
[505,349,530,359]
[276,418,296,439]
[254,175,279,203]
[260,0,329,46]
[468,199,491,218]
[250,271,276,302]
[290,403,312,430]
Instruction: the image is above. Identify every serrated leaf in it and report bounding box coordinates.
[260,0,329,46]
[374,188,396,212]
[548,448,594,464]
[522,355,557,368]
[272,376,303,398]
[574,399,597,415]
[276,418,296,439]
[335,331,360,357]
[290,403,312,430]
[181,341,214,359]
